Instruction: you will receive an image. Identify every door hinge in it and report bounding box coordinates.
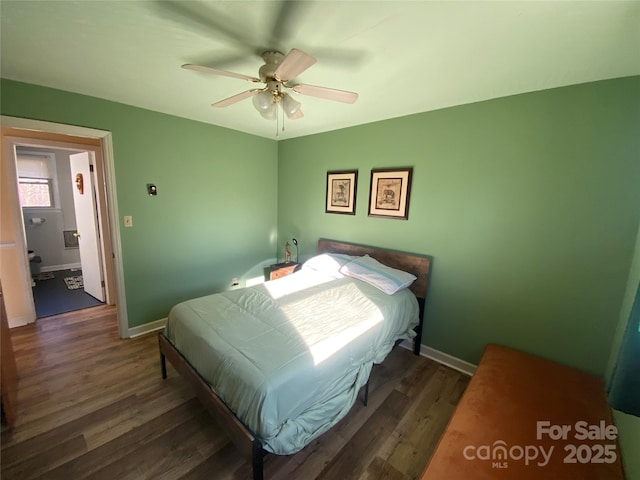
[101,280,105,288]
[90,164,94,172]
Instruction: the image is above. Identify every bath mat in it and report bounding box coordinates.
[64,276,84,290]
[34,272,55,281]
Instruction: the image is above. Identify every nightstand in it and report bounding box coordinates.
[269,262,299,280]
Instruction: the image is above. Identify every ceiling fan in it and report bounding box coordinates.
[183,48,358,121]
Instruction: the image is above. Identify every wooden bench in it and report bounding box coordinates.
[420,344,624,479]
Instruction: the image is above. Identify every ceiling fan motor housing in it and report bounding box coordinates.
[266,79,283,97]
[258,51,285,83]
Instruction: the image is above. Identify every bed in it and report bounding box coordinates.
[158,238,432,479]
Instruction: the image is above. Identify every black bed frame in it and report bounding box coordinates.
[158,238,432,480]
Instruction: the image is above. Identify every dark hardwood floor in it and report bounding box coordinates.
[1,305,470,479]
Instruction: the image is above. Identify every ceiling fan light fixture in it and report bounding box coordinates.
[259,103,277,120]
[252,90,274,111]
[282,93,302,119]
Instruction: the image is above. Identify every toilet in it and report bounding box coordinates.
[28,250,42,275]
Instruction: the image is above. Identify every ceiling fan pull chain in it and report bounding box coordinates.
[282,103,286,133]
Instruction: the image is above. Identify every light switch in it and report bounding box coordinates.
[124,216,133,227]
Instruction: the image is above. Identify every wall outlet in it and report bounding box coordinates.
[123,216,133,227]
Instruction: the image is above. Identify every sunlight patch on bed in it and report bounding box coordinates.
[263,270,335,299]
[308,314,383,365]
[277,282,384,365]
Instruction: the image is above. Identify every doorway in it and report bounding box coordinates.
[1,116,127,337]
[16,145,105,318]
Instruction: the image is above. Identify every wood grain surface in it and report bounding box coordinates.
[1,305,468,479]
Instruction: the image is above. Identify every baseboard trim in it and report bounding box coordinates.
[40,263,82,273]
[8,315,32,329]
[400,340,477,376]
[127,318,167,338]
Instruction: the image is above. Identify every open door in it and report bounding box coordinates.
[69,152,105,302]
[1,279,19,426]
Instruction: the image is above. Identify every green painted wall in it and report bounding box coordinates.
[1,79,278,328]
[277,76,640,377]
[3,76,638,374]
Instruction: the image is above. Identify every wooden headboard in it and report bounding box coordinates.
[317,238,432,300]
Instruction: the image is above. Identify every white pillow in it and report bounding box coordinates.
[339,255,417,294]
[302,253,354,277]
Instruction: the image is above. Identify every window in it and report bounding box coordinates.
[17,152,57,208]
[18,177,54,207]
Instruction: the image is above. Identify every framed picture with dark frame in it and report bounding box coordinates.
[325,170,358,215]
[368,167,413,220]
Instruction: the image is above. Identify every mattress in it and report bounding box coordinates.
[165,267,419,454]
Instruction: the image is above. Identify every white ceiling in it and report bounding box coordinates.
[1,1,639,140]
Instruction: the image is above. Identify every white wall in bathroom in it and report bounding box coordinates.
[21,147,81,272]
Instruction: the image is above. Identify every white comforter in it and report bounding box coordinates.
[165,268,419,454]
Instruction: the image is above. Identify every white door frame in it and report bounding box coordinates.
[1,116,128,337]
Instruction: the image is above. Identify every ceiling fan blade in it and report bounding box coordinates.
[291,84,359,104]
[274,49,316,82]
[212,89,263,108]
[301,46,368,69]
[154,1,259,54]
[268,1,308,50]
[187,52,253,71]
[182,64,261,83]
